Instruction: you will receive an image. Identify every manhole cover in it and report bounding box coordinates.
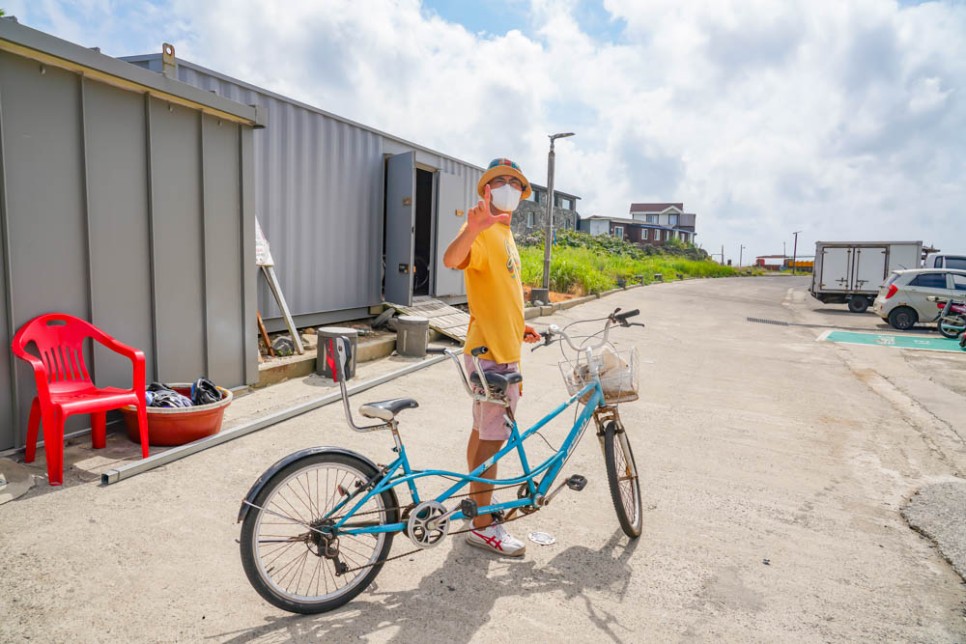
[746,317,790,326]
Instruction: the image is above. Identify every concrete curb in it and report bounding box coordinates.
[525,282,646,320]
[256,336,397,388]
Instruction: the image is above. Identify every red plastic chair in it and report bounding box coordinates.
[11,313,149,486]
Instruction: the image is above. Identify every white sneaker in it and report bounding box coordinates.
[465,523,526,557]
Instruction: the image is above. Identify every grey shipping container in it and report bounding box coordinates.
[124,50,487,331]
[0,20,261,452]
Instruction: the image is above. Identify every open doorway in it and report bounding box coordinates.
[382,152,437,305]
[413,168,434,296]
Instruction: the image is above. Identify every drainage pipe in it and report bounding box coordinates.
[101,355,447,485]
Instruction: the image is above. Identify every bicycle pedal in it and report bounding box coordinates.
[460,498,479,520]
[566,475,587,492]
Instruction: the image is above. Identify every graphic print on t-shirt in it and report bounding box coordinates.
[505,238,521,277]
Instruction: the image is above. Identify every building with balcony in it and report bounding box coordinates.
[579,202,697,245]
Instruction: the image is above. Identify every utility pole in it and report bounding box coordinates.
[541,132,575,292]
[792,230,801,276]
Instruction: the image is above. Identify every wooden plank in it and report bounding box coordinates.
[385,297,469,343]
[261,265,304,354]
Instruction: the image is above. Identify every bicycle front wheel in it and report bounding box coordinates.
[239,452,398,614]
[938,314,966,339]
[603,421,643,538]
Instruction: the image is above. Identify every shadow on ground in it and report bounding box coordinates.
[216,530,640,644]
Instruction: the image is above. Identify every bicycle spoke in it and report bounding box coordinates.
[242,454,395,611]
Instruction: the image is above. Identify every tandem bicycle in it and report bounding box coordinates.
[238,307,646,614]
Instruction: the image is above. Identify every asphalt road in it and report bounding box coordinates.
[1,276,965,642]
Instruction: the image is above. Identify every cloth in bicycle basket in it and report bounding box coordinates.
[561,346,639,404]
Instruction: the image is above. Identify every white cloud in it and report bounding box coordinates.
[9,0,966,261]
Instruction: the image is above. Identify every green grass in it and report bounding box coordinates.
[518,231,739,295]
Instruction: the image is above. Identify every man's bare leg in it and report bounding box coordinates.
[466,429,504,529]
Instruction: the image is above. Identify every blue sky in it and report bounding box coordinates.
[422,0,531,37]
[5,0,966,263]
[422,0,627,42]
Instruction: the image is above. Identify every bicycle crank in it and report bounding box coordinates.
[406,501,450,549]
[541,473,588,506]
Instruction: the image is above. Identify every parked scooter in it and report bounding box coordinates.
[929,296,966,339]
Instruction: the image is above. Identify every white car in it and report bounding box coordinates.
[872,268,966,330]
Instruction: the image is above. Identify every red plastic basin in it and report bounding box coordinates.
[121,384,233,446]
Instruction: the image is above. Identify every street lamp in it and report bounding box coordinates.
[541,132,575,293]
[791,230,802,275]
[739,244,746,268]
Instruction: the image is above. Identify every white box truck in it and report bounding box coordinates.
[810,241,922,313]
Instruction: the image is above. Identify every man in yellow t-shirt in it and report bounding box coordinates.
[443,158,541,557]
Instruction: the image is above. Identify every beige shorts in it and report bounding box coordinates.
[464,355,520,441]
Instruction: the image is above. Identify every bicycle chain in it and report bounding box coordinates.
[333,484,536,575]
[338,508,535,574]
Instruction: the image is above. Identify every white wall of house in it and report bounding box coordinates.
[588,219,611,236]
[630,206,682,227]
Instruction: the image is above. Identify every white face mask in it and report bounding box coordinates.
[490,184,522,213]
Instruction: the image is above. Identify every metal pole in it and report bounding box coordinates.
[792,231,801,276]
[540,132,574,292]
[542,141,556,291]
[739,245,745,267]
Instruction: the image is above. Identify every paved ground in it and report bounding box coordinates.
[2,276,965,642]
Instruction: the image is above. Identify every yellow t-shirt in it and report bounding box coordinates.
[458,223,524,364]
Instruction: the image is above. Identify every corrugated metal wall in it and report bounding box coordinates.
[125,54,483,331]
[0,21,259,452]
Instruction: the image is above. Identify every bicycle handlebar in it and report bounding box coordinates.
[613,308,640,323]
[445,308,646,399]
[531,307,644,354]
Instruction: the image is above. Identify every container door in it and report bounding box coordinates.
[820,247,852,291]
[852,247,887,291]
[385,152,416,305]
[434,171,467,297]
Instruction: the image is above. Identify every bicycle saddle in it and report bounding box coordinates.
[359,397,419,421]
[470,371,523,395]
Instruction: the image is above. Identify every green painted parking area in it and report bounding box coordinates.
[820,330,964,353]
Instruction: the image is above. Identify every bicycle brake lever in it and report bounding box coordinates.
[531,331,555,352]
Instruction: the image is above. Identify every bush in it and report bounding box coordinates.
[517,230,735,294]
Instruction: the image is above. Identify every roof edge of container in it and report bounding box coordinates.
[122,52,487,172]
[0,18,261,126]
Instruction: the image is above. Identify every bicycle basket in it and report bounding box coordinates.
[559,345,639,405]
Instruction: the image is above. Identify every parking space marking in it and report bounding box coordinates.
[818,330,964,353]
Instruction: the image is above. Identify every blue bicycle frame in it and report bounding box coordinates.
[325,378,606,537]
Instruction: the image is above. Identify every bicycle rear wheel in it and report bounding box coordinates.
[239,452,398,614]
[603,421,643,538]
